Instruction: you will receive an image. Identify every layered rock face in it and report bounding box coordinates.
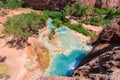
[23,0,96,10]
[72,16,120,80]
[23,0,75,10]
[23,0,120,10]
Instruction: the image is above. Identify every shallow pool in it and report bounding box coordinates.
[45,50,87,76]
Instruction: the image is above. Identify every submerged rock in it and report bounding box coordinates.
[73,16,120,80]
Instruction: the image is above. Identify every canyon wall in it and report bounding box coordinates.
[23,0,120,10]
[23,0,95,10]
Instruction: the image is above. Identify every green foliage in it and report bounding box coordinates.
[63,5,76,16]
[73,2,89,17]
[67,23,96,39]
[44,10,68,23]
[64,2,89,17]
[93,8,107,16]
[48,34,53,40]
[115,8,120,15]
[0,1,6,8]
[82,8,120,26]
[51,28,55,35]
[52,18,63,27]
[104,8,120,20]
[3,12,48,38]
[0,0,23,9]
[105,8,116,19]
[83,17,111,26]
[100,19,112,27]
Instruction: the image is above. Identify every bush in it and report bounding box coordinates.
[0,1,6,8]
[105,8,116,19]
[83,17,111,27]
[67,23,96,39]
[93,8,107,16]
[83,17,103,26]
[4,12,48,38]
[0,0,23,9]
[44,10,68,23]
[64,2,89,17]
[115,8,120,15]
[73,2,89,17]
[63,5,75,16]
[100,19,111,27]
[52,18,63,28]
[3,12,48,48]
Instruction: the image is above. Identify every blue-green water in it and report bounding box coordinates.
[56,28,68,33]
[47,18,55,30]
[46,50,87,76]
[39,18,92,76]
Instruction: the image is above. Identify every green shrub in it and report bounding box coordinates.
[64,2,89,17]
[93,8,107,16]
[115,8,120,15]
[63,5,75,16]
[0,1,6,8]
[52,18,63,28]
[67,23,96,39]
[83,17,103,26]
[100,19,111,27]
[73,2,89,17]
[48,34,53,40]
[105,8,116,19]
[3,12,48,38]
[0,0,23,9]
[44,10,68,23]
[83,17,111,27]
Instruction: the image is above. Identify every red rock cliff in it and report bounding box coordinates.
[23,0,96,10]
[23,0,120,10]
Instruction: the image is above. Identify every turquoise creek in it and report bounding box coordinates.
[38,18,92,76]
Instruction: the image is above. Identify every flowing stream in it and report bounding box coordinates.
[38,18,92,76]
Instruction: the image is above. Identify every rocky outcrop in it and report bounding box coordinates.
[72,16,120,80]
[95,0,120,9]
[23,0,96,10]
[23,0,120,10]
